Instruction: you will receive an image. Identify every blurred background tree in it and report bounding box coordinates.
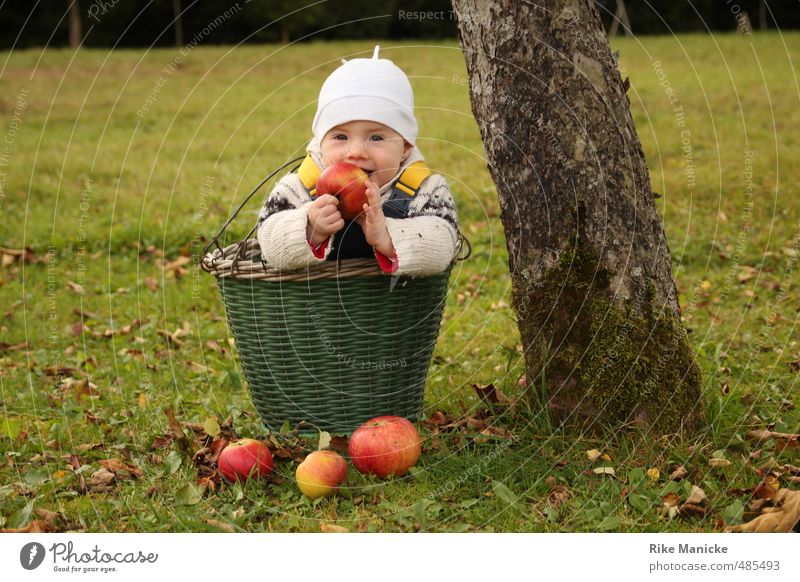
[2,0,798,49]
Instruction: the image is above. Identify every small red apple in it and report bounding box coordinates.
[316,162,369,221]
[348,416,421,478]
[295,450,348,499]
[218,438,273,483]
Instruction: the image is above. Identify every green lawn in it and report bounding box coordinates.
[1,33,799,532]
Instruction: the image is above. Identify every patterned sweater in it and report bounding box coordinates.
[256,147,459,277]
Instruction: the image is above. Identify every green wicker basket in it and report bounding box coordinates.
[201,158,465,434]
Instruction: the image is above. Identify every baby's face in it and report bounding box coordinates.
[320,120,412,188]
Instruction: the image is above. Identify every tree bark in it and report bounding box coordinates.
[608,0,631,37]
[173,0,184,47]
[68,0,81,49]
[451,0,703,433]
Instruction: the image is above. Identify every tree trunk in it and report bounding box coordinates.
[68,0,81,48]
[451,0,703,434]
[759,0,768,31]
[173,0,184,47]
[608,0,632,37]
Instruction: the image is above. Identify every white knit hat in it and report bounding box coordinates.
[312,45,418,146]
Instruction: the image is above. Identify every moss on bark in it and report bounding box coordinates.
[513,229,703,434]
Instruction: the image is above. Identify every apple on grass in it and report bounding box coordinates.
[217,438,273,483]
[348,416,421,479]
[295,450,348,499]
[316,161,370,221]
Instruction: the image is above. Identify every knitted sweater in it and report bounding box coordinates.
[256,145,459,277]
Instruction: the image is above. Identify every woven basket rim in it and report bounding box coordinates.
[202,238,406,282]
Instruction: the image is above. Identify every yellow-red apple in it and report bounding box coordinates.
[295,450,348,499]
[316,162,369,221]
[218,438,273,483]
[348,416,421,478]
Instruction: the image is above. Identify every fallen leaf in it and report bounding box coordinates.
[586,449,602,461]
[203,417,221,438]
[472,383,513,405]
[647,468,660,482]
[727,489,800,533]
[89,467,116,492]
[66,281,84,294]
[320,523,349,533]
[99,458,142,479]
[684,485,707,506]
[669,465,688,481]
[318,431,332,451]
[737,265,758,283]
[709,458,731,468]
[162,255,192,278]
[753,475,780,500]
[0,247,40,266]
[593,467,615,476]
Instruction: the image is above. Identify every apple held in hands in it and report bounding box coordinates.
[295,450,348,499]
[218,438,274,483]
[348,416,421,479]
[316,162,369,221]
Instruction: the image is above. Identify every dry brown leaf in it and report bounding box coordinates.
[144,277,159,291]
[89,467,116,492]
[472,383,513,405]
[662,493,681,508]
[737,265,758,283]
[320,523,349,533]
[684,485,707,506]
[753,475,781,499]
[162,255,191,278]
[0,341,28,353]
[0,247,39,266]
[727,488,800,533]
[586,449,602,461]
[709,458,731,468]
[99,458,142,479]
[669,465,688,481]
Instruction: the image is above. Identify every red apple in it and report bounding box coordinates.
[218,438,273,483]
[348,416,421,478]
[316,162,369,221]
[295,450,348,499]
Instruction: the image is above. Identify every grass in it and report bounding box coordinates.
[1,32,799,532]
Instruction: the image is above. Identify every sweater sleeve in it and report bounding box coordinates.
[383,173,459,277]
[256,174,333,270]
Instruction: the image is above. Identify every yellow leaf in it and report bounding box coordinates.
[647,468,660,482]
[586,449,602,461]
[593,467,615,476]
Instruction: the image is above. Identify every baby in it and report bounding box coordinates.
[257,46,458,277]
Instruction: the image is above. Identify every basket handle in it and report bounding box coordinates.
[203,155,305,257]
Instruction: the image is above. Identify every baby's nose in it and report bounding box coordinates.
[346,140,369,159]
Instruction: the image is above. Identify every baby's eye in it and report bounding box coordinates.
[369,135,384,142]
[332,134,347,140]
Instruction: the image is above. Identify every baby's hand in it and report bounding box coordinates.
[356,177,394,257]
[306,194,344,247]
